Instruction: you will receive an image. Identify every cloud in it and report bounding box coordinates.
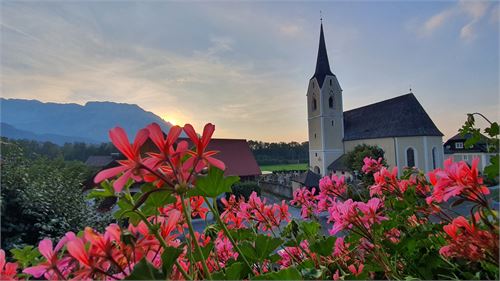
[0,2,309,141]
[278,23,303,37]
[421,9,456,35]
[417,0,492,41]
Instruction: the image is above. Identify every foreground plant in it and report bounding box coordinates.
[2,122,499,280]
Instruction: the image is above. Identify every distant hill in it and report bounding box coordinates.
[0,98,174,144]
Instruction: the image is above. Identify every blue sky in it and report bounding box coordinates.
[1,1,498,142]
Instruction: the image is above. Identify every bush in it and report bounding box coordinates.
[0,141,113,251]
[229,181,261,200]
[345,144,386,185]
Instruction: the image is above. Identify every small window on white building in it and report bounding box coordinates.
[329,96,333,108]
[312,98,317,111]
[330,79,332,86]
[455,142,464,149]
[406,147,416,167]
[331,120,334,126]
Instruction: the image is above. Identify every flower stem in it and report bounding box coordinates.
[135,211,191,280]
[203,196,253,271]
[179,194,213,280]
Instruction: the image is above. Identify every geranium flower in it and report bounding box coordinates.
[94,127,149,192]
[23,238,72,280]
[1,250,18,280]
[183,123,225,172]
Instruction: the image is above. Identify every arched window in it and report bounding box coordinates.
[314,166,321,175]
[432,147,437,169]
[330,79,332,86]
[329,96,333,108]
[312,98,317,111]
[406,147,415,167]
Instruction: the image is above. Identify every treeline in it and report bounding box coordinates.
[0,137,117,162]
[1,137,310,166]
[247,140,309,165]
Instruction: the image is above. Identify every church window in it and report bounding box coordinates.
[406,147,416,167]
[315,153,317,157]
[329,96,333,108]
[331,120,334,126]
[314,133,317,139]
[314,166,320,174]
[313,98,317,111]
[432,147,438,169]
[330,79,332,86]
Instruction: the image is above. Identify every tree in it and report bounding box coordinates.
[345,144,386,185]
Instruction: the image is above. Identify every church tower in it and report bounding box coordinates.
[307,22,344,176]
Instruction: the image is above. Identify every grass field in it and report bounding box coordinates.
[260,163,308,172]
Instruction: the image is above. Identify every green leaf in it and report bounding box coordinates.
[484,155,499,180]
[114,197,142,225]
[310,236,336,256]
[297,220,320,240]
[301,267,324,280]
[10,246,40,268]
[189,167,239,198]
[194,242,214,262]
[252,267,302,280]
[485,122,499,137]
[87,181,115,199]
[125,258,164,280]
[161,246,183,277]
[255,234,283,260]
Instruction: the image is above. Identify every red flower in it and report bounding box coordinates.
[94,127,149,192]
[1,250,18,280]
[183,123,225,172]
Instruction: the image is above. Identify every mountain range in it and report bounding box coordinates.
[0,98,174,145]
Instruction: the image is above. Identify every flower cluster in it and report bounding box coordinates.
[361,157,385,174]
[327,198,387,236]
[427,158,490,205]
[221,192,290,231]
[440,216,499,263]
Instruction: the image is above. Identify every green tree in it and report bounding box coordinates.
[345,144,386,185]
[0,140,113,250]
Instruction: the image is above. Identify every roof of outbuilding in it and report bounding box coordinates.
[343,93,443,141]
[85,155,115,167]
[327,154,350,172]
[203,139,262,177]
[292,170,321,188]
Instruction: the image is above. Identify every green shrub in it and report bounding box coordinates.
[229,181,261,200]
[0,141,113,251]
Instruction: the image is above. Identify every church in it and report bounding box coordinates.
[307,22,444,176]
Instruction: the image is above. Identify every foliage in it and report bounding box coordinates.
[345,144,386,185]
[248,140,309,166]
[260,163,308,172]
[229,181,261,200]
[460,113,499,182]
[0,137,118,162]
[0,141,113,251]
[2,123,499,280]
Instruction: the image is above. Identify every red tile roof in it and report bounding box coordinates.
[205,138,261,177]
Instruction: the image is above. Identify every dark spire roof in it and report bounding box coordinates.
[312,22,334,87]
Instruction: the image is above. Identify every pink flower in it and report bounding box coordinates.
[427,158,489,205]
[348,262,364,276]
[94,127,149,192]
[361,157,384,174]
[290,187,317,219]
[370,167,400,197]
[183,123,225,172]
[1,250,18,280]
[23,238,71,280]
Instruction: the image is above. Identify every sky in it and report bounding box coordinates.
[1,1,499,142]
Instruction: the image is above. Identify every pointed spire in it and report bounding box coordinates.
[313,22,334,87]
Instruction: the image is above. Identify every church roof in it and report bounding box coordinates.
[311,22,334,88]
[343,93,443,141]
